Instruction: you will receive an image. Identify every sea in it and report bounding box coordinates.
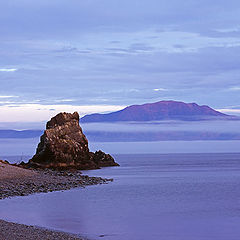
[0,139,240,240]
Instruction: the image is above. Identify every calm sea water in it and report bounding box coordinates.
[1,138,240,157]
[0,153,240,240]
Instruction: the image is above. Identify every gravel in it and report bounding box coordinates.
[0,220,88,240]
[0,167,112,200]
[0,161,113,239]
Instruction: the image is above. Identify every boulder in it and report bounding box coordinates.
[91,150,119,167]
[27,112,119,170]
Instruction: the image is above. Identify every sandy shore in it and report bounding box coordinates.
[0,160,112,239]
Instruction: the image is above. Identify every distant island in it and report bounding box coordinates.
[0,101,239,141]
[80,100,234,122]
[0,130,43,138]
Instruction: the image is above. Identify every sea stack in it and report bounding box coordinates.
[27,112,119,170]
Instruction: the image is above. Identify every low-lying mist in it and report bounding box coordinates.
[82,120,240,133]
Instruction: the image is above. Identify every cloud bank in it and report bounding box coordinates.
[0,0,240,122]
[0,103,125,122]
[0,68,17,72]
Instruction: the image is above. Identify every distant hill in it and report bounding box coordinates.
[80,101,232,122]
[0,130,43,138]
[1,128,240,141]
[0,101,237,141]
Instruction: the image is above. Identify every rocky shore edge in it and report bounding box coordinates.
[0,160,113,239]
[0,165,112,200]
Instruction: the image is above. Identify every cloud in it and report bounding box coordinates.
[0,104,125,122]
[221,105,240,109]
[0,68,18,72]
[228,87,240,91]
[54,30,240,55]
[153,88,168,92]
[216,108,240,115]
[0,95,18,98]
[0,0,240,115]
[53,99,75,103]
[215,27,240,33]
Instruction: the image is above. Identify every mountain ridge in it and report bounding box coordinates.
[80,100,233,123]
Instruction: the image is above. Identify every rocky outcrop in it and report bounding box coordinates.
[27,112,119,170]
[91,150,118,167]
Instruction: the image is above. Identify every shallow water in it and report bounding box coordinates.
[0,153,240,240]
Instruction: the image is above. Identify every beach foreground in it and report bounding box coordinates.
[0,160,112,239]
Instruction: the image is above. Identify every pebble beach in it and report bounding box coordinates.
[0,160,112,239]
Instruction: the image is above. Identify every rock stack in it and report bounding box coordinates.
[27,112,119,170]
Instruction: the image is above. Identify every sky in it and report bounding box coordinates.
[1,0,240,123]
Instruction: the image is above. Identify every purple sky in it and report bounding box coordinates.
[0,0,240,122]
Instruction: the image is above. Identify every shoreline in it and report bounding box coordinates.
[0,160,112,239]
[0,161,112,200]
[0,219,87,240]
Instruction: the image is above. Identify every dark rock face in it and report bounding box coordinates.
[91,150,118,167]
[28,112,119,170]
